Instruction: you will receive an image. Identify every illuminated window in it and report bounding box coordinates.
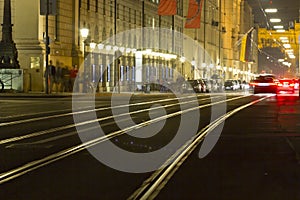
[107,64,111,81]
[100,64,103,82]
[126,66,130,81]
[120,65,124,81]
[30,57,40,69]
[132,66,135,81]
[146,66,150,82]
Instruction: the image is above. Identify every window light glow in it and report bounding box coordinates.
[270,18,281,23]
[273,25,283,29]
[289,55,296,59]
[285,49,293,53]
[281,39,289,43]
[279,37,288,40]
[265,8,278,13]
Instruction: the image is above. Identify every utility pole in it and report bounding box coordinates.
[203,0,206,78]
[40,0,56,93]
[218,0,222,67]
[45,0,50,94]
[113,0,120,93]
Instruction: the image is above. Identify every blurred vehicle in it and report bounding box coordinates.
[182,80,202,93]
[251,74,278,94]
[211,75,224,91]
[242,81,250,90]
[277,78,295,94]
[236,80,242,89]
[224,80,238,90]
[203,79,219,92]
[294,79,299,89]
[249,79,255,90]
[202,79,212,92]
[197,79,207,93]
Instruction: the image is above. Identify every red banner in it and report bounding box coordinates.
[185,0,204,28]
[158,0,177,16]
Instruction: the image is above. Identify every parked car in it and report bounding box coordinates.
[237,80,242,89]
[202,79,212,92]
[241,81,250,90]
[202,79,218,93]
[182,80,202,93]
[197,79,207,93]
[224,80,238,90]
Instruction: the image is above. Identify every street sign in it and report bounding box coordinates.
[40,0,57,15]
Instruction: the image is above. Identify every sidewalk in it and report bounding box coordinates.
[0,91,171,98]
[0,91,73,98]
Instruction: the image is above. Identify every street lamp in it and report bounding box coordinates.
[89,41,97,89]
[90,41,96,49]
[80,28,89,39]
[80,28,89,92]
[80,27,89,59]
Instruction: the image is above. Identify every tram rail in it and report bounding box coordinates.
[0,94,263,185]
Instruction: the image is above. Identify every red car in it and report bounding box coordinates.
[251,74,278,94]
[277,79,296,94]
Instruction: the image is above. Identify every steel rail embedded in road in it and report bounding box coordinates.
[0,94,208,127]
[0,96,219,145]
[0,95,250,185]
[128,95,271,200]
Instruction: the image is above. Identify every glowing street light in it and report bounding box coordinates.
[273,25,284,29]
[80,28,89,39]
[89,41,97,50]
[80,27,89,57]
[270,18,281,23]
[279,37,288,40]
[265,8,277,13]
[283,44,291,48]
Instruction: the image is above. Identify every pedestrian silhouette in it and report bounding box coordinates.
[44,60,56,94]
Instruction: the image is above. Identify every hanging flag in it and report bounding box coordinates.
[239,34,247,62]
[240,29,254,62]
[185,0,204,28]
[245,29,254,62]
[158,0,177,16]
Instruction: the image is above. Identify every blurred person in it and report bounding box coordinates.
[44,60,56,94]
[62,66,70,92]
[55,63,63,93]
[70,65,78,92]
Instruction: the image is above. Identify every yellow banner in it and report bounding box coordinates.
[240,35,247,62]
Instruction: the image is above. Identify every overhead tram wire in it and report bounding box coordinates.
[257,0,271,29]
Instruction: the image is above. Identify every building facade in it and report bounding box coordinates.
[0,0,257,92]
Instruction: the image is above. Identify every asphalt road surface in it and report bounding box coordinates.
[0,91,299,199]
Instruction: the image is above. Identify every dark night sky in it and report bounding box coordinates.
[246,0,300,77]
[246,0,300,29]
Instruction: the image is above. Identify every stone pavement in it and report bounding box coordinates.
[0,91,172,98]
